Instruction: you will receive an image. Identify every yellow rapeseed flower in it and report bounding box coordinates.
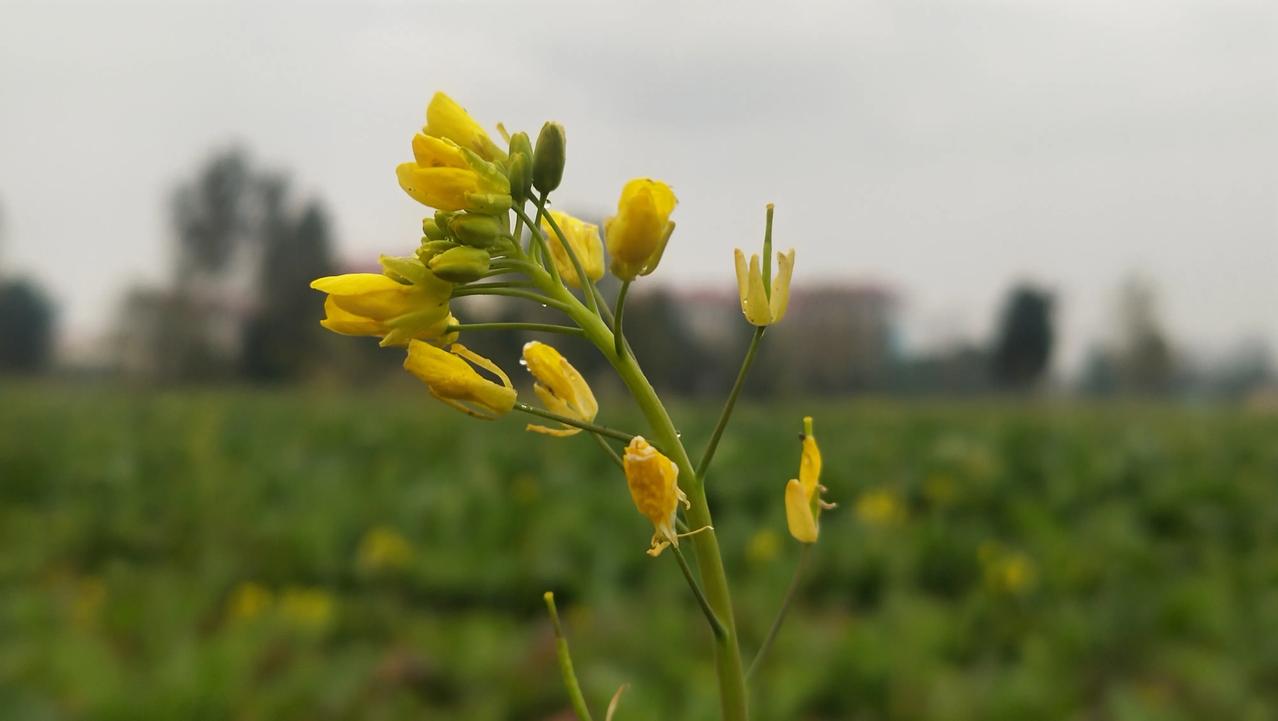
[854,489,904,527]
[226,581,273,623]
[604,178,677,281]
[311,271,454,347]
[734,248,795,326]
[278,587,336,630]
[521,341,598,437]
[356,526,415,574]
[404,340,517,419]
[422,91,506,162]
[541,210,604,289]
[785,416,835,543]
[623,436,690,557]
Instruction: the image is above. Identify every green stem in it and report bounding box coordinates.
[532,194,601,315]
[762,204,774,299]
[613,281,631,360]
[514,403,636,444]
[544,292,749,720]
[746,544,810,680]
[670,544,727,638]
[447,322,583,336]
[543,592,595,721]
[590,433,623,469]
[450,287,572,313]
[696,326,766,479]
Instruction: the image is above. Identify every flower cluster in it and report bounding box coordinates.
[311,90,828,719]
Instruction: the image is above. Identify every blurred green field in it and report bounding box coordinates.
[1,383,1276,720]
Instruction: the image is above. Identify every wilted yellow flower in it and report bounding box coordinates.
[356,526,414,574]
[734,248,795,326]
[521,341,598,436]
[623,436,691,557]
[311,270,453,347]
[422,91,506,163]
[854,489,904,527]
[785,416,835,543]
[279,587,336,630]
[604,178,677,281]
[541,210,604,289]
[227,581,273,623]
[404,340,517,419]
[746,528,781,565]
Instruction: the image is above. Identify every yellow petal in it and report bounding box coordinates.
[424,92,505,162]
[403,341,517,419]
[542,210,604,289]
[743,253,772,325]
[623,437,682,530]
[799,416,821,495]
[411,133,468,169]
[396,163,478,212]
[319,296,384,337]
[785,478,818,543]
[311,273,403,296]
[522,341,598,425]
[769,249,795,323]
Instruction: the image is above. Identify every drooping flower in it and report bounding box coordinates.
[623,437,690,557]
[785,416,835,543]
[397,100,510,213]
[403,341,517,419]
[734,248,795,326]
[311,269,453,347]
[541,210,604,289]
[521,341,598,436]
[604,178,677,281]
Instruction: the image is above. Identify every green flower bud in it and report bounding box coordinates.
[422,217,447,241]
[532,122,566,194]
[416,240,459,263]
[509,131,533,161]
[463,193,513,216]
[448,213,504,248]
[379,255,430,285]
[428,245,491,283]
[508,153,531,204]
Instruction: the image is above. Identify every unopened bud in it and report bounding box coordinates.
[448,213,504,248]
[508,153,531,204]
[379,255,429,285]
[416,240,459,263]
[422,217,447,241]
[532,122,566,194]
[462,193,512,216]
[427,245,491,283]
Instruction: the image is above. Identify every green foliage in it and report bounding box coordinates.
[1,386,1276,720]
[991,285,1054,389]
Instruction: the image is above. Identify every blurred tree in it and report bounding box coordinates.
[991,284,1054,389]
[1115,277,1175,394]
[0,277,56,374]
[119,148,336,382]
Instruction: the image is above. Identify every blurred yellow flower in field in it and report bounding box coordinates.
[279,587,336,630]
[923,473,958,506]
[541,210,604,289]
[854,489,905,527]
[71,577,107,627]
[404,341,518,419]
[785,416,835,543]
[979,543,1036,595]
[227,581,273,623]
[357,526,414,574]
[521,341,598,436]
[605,178,677,281]
[623,437,691,557]
[746,528,781,564]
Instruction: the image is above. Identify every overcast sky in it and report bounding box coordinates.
[2,0,1275,370]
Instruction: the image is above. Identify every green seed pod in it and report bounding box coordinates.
[447,213,504,248]
[532,122,566,194]
[427,245,491,283]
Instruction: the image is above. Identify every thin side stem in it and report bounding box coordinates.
[612,281,631,360]
[514,403,636,444]
[589,432,624,469]
[543,592,595,721]
[447,322,583,336]
[534,193,600,315]
[696,326,766,479]
[670,544,727,638]
[746,544,811,680]
[452,281,536,291]
[451,287,573,313]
